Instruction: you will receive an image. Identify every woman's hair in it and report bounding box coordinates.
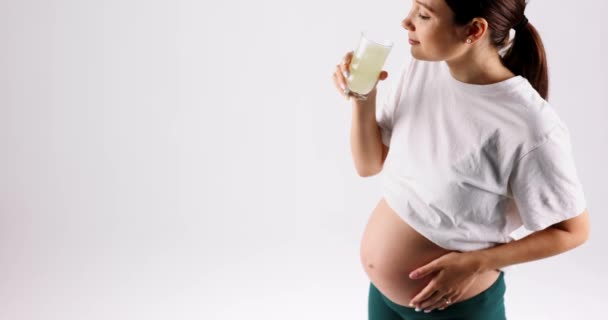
[444,0,549,100]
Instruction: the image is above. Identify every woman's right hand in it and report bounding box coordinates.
[332,51,389,100]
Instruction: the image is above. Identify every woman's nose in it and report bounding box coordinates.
[402,17,413,31]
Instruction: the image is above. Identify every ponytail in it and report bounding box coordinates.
[501,23,549,100]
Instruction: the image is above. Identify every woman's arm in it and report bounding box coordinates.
[472,210,590,272]
[350,90,386,177]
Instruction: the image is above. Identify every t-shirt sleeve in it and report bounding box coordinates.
[508,123,587,232]
[376,60,410,147]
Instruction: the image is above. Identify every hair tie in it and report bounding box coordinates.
[513,15,528,31]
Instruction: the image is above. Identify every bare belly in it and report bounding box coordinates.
[359,197,500,307]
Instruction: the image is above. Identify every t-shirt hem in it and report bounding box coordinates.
[382,187,515,249]
[382,189,457,251]
[382,188,515,273]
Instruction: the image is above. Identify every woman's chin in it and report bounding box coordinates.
[409,49,443,62]
[410,47,423,59]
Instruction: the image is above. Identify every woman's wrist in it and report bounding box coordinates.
[465,250,492,274]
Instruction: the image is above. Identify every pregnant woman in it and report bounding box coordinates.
[332,0,590,319]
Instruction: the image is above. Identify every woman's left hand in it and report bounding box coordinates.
[408,251,484,313]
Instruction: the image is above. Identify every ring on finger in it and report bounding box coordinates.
[437,296,453,311]
[421,291,445,310]
[423,301,447,313]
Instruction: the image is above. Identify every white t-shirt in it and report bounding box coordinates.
[377,57,587,253]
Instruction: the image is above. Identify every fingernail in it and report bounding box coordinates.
[415,308,421,312]
[343,70,350,78]
[424,309,432,313]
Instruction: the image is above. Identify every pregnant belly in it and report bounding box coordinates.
[359,197,500,307]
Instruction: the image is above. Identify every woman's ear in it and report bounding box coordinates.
[466,17,489,43]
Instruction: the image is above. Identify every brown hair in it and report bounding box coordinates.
[444,0,549,100]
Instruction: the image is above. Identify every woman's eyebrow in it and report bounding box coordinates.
[415,0,436,13]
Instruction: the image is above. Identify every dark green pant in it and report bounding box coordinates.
[369,271,507,320]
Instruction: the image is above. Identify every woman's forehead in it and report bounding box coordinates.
[415,0,450,16]
[415,0,437,13]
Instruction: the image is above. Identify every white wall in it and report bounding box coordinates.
[0,0,606,319]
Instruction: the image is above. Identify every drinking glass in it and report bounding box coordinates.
[345,31,393,100]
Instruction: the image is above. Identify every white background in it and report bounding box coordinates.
[1,0,606,319]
